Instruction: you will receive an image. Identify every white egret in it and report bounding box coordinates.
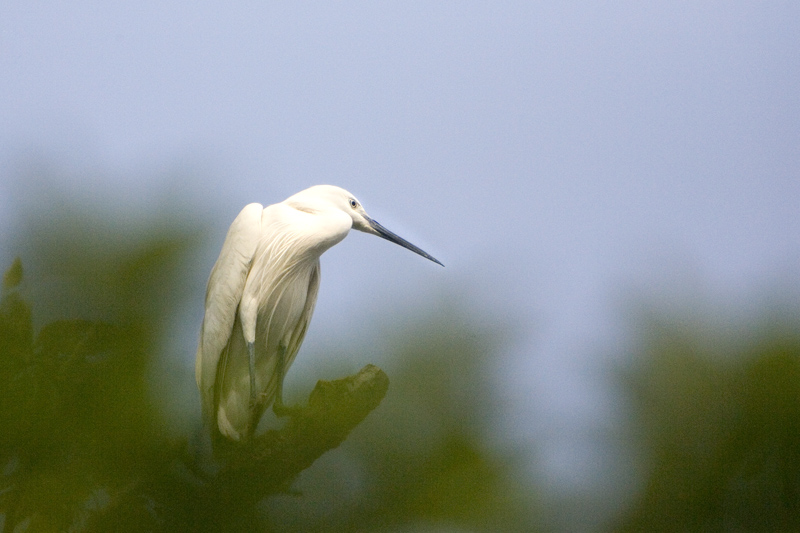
[196,185,442,441]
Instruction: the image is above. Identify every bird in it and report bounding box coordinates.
[195,185,442,441]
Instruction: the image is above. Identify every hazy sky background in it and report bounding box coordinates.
[2,1,799,518]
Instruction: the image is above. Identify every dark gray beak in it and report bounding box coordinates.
[365,216,444,267]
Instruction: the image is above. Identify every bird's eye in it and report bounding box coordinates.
[349,199,358,209]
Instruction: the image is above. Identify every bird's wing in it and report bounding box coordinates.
[284,260,321,372]
[195,203,263,418]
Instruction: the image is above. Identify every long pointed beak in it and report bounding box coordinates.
[365,216,444,267]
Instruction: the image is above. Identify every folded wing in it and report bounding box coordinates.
[195,203,263,423]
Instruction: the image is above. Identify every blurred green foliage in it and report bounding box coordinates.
[1,264,167,531]
[0,212,201,532]
[263,315,539,532]
[2,186,798,532]
[0,203,541,532]
[615,317,800,531]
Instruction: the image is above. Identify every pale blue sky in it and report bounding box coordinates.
[2,1,799,522]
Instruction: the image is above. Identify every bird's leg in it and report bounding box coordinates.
[248,341,257,410]
[272,343,300,417]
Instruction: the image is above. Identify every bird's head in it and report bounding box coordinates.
[287,185,443,266]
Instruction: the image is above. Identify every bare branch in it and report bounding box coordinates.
[196,364,389,526]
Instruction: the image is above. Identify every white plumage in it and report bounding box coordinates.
[196,185,442,441]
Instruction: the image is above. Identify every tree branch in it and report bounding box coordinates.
[195,364,389,525]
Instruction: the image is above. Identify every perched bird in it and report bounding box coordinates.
[196,185,442,441]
